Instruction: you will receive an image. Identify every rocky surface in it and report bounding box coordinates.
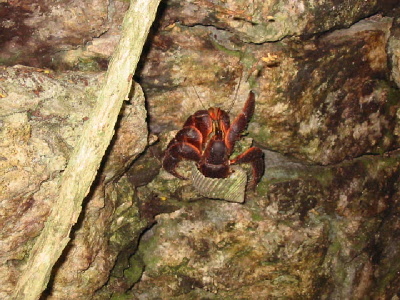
[0,0,399,299]
[105,147,399,299]
[0,66,148,298]
[142,15,399,165]
[161,0,396,43]
[0,0,128,69]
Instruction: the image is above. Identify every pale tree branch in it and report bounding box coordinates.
[12,0,161,299]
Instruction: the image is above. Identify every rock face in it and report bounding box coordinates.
[162,0,395,43]
[0,0,399,299]
[143,15,399,165]
[128,150,400,299]
[0,66,148,298]
[0,0,128,68]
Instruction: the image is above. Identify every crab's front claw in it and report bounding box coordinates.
[225,91,256,154]
[162,142,202,179]
[231,147,264,190]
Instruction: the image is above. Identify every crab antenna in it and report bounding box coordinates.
[191,84,207,110]
[227,68,243,113]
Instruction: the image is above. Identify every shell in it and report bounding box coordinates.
[191,164,248,203]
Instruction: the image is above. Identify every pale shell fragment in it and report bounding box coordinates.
[191,164,248,203]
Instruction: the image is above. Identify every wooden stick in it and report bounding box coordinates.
[12,0,161,299]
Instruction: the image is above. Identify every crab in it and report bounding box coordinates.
[162,91,265,189]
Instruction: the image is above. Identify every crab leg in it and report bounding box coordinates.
[225,91,255,155]
[167,126,204,150]
[183,110,213,149]
[163,142,202,179]
[231,147,264,189]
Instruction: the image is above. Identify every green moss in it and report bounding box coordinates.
[380,81,400,107]
[251,212,264,222]
[260,260,279,266]
[326,239,346,278]
[312,168,334,188]
[108,184,144,248]
[254,124,272,145]
[234,248,253,259]
[358,153,399,176]
[376,259,400,294]
[0,51,24,65]
[210,39,242,58]
[137,222,177,272]
[153,257,196,277]
[263,165,303,184]
[110,293,134,300]
[255,179,269,196]
[75,57,102,72]
[123,254,145,286]
[272,274,300,286]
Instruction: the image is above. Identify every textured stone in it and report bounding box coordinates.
[162,0,396,43]
[0,0,128,68]
[1,0,399,299]
[121,150,400,299]
[0,66,148,299]
[142,16,399,165]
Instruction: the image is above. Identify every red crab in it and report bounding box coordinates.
[162,91,264,189]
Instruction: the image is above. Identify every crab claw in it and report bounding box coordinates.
[225,91,255,155]
[162,142,201,179]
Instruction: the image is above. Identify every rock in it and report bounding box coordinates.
[121,150,400,299]
[0,0,128,68]
[1,0,400,299]
[142,16,399,165]
[0,66,148,299]
[162,0,397,43]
